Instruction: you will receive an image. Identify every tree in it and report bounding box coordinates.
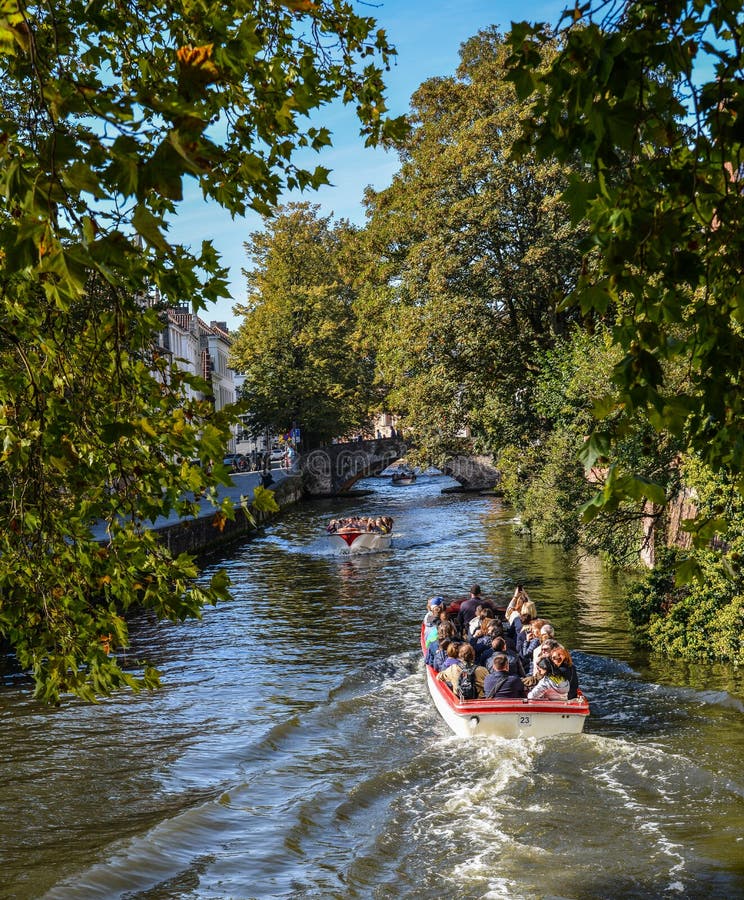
[231,202,374,446]
[360,28,586,462]
[507,0,744,541]
[0,0,404,701]
[499,327,683,563]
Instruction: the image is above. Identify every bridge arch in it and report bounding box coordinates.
[298,440,499,496]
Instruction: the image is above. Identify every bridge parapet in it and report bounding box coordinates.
[297,440,500,496]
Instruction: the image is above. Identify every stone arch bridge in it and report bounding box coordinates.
[298,437,500,496]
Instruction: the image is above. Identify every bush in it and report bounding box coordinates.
[626,544,744,663]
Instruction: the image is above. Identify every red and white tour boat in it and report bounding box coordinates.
[421,624,590,739]
[326,516,393,553]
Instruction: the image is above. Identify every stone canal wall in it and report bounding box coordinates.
[142,473,305,559]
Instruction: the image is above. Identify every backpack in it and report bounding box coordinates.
[456,664,478,701]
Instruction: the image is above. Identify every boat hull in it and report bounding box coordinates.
[327,531,392,553]
[392,475,416,485]
[425,666,588,739]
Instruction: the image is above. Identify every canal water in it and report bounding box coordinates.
[1,475,743,900]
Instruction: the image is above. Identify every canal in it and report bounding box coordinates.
[1,474,743,899]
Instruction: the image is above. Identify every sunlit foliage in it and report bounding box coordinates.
[0,0,403,701]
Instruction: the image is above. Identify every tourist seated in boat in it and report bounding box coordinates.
[476,631,499,668]
[425,599,462,635]
[467,604,498,636]
[424,618,439,651]
[425,621,458,666]
[423,596,446,626]
[424,630,439,667]
[520,618,549,673]
[431,638,457,672]
[482,618,518,655]
[533,638,560,677]
[424,598,460,637]
[470,618,497,662]
[530,624,556,672]
[439,606,462,640]
[439,640,462,672]
[485,616,504,636]
[436,643,489,700]
[466,604,485,636]
[483,653,527,699]
[505,583,530,617]
[550,645,580,699]
[485,636,526,677]
[468,608,496,637]
[527,657,570,700]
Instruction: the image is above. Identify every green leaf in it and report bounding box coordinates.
[562,176,598,224]
[579,491,605,523]
[132,204,170,254]
[675,556,702,585]
[615,474,666,504]
[62,162,107,199]
[578,431,611,469]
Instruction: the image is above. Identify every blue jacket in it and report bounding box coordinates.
[431,646,449,671]
[506,649,525,678]
[506,613,522,642]
[521,637,540,673]
[470,633,493,661]
[483,672,527,699]
[516,627,530,658]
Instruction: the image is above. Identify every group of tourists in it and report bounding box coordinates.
[326,515,394,534]
[422,583,581,702]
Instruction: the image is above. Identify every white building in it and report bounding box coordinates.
[157,307,239,450]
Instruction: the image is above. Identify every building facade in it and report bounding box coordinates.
[157,306,239,451]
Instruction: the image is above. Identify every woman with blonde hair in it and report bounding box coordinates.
[520,599,537,620]
[505,596,524,645]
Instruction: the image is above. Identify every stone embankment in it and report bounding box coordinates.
[162,471,304,558]
[92,468,304,559]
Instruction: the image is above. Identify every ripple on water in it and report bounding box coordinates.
[3,476,743,900]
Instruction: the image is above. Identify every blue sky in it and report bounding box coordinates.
[170,0,567,330]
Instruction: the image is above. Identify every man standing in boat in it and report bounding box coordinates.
[457,584,486,632]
